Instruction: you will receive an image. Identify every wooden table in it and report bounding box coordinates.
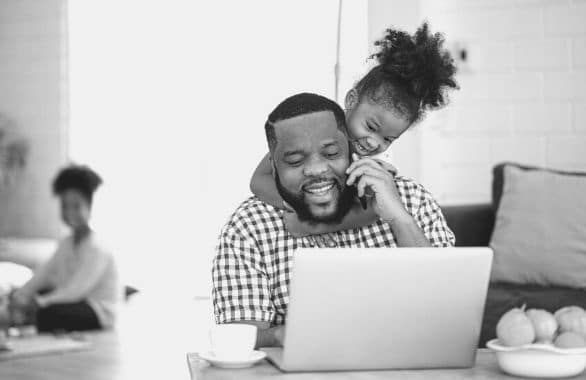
[187,350,586,380]
[0,331,193,380]
[0,294,214,380]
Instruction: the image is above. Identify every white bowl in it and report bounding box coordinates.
[487,339,586,378]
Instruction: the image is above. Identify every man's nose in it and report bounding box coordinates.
[303,156,329,177]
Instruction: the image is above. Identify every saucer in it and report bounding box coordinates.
[199,350,267,369]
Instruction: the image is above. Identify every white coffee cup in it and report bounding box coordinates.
[209,324,257,360]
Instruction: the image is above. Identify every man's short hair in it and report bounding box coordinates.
[264,93,347,154]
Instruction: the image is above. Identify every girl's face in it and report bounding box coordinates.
[345,92,411,156]
[59,189,91,230]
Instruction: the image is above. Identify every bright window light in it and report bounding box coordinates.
[68,0,366,297]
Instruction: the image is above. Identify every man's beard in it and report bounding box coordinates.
[275,170,356,224]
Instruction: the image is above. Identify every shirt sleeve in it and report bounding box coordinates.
[212,226,274,324]
[414,193,456,248]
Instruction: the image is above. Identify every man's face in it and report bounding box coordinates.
[272,111,355,223]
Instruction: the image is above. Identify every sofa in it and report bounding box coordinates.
[442,163,586,347]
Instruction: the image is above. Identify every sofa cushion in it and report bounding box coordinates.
[489,164,586,288]
[479,282,586,347]
[492,162,586,212]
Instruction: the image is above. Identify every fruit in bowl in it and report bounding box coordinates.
[526,309,557,343]
[489,305,586,378]
[555,306,586,337]
[496,306,536,346]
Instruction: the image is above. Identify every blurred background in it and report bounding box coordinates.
[0,0,585,298]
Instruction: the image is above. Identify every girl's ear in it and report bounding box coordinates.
[345,89,359,111]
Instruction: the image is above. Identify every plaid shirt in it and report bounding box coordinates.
[212,176,455,326]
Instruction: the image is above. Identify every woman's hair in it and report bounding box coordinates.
[355,22,458,124]
[52,165,103,204]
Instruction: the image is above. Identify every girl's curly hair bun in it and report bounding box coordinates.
[361,22,458,122]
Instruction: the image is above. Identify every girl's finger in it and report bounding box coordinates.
[373,159,398,175]
[282,200,295,213]
[346,165,386,186]
[346,157,383,174]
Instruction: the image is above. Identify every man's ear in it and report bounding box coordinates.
[345,88,358,111]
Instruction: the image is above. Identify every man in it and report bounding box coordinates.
[212,93,454,347]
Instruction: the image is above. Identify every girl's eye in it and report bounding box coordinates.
[384,138,394,144]
[367,124,376,132]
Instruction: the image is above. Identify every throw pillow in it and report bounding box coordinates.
[490,164,586,289]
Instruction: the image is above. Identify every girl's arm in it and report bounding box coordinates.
[285,199,379,237]
[250,152,285,209]
[14,252,57,302]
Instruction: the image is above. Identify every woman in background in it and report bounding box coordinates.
[13,165,121,332]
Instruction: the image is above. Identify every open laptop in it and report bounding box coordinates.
[262,247,493,372]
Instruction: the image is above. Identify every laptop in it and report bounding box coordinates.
[262,247,493,372]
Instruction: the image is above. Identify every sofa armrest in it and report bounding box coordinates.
[441,204,495,247]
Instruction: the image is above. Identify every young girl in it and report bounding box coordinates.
[251,22,458,236]
[12,165,121,332]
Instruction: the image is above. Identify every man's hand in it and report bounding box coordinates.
[231,321,285,348]
[346,158,410,224]
[273,324,285,347]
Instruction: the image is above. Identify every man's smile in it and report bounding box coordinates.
[302,179,338,202]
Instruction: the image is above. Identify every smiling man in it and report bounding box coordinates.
[212,93,454,347]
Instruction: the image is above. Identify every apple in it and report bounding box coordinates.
[555,306,585,319]
[496,307,536,347]
[554,332,586,349]
[526,309,558,343]
[555,306,586,338]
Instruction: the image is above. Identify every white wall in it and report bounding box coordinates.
[367,0,423,182]
[368,0,586,204]
[68,1,343,296]
[0,0,68,238]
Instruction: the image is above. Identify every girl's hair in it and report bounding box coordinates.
[52,165,103,204]
[355,22,458,124]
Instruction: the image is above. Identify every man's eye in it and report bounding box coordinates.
[384,138,394,144]
[367,124,376,132]
[286,160,302,167]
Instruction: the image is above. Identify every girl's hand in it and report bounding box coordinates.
[353,153,398,175]
[33,295,47,308]
[346,157,410,224]
[372,159,398,176]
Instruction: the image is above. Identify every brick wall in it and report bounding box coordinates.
[416,0,586,204]
[0,0,68,238]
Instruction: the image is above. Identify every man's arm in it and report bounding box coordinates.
[387,214,432,247]
[212,223,278,338]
